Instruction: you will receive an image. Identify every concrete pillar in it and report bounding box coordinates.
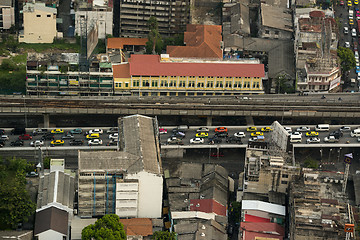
[43,113,50,128]
[245,116,254,126]
[207,116,213,126]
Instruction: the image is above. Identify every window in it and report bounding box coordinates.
[160,80,167,87]
[179,81,185,87]
[142,80,149,87]
[275,30,279,35]
[282,174,289,178]
[225,81,232,88]
[206,81,213,88]
[169,80,176,87]
[36,14,41,17]
[125,83,129,88]
[281,180,288,185]
[197,82,204,88]
[115,82,122,88]
[188,81,195,87]
[216,81,223,88]
[47,14,51,17]
[265,30,269,34]
[132,80,139,87]
[151,81,158,87]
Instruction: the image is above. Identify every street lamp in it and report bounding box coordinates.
[338,147,342,162]
[328,148,333,162]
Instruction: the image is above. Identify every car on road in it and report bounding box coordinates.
[348,1,352,6]
[226,137,242,144]
[208,137,222,144]
[106,127,118,134]
[171,131,185,138]
[41,134,55,141]
[329,130,343,139]
[355,0,359,4]
[1,135,9,141]
[215,132,229,138]
[69,128,83,134]
[86,133,100,139]
[19,134,32,140]
[306,131,319,137]
[246,127,257,132]
[62,134,75,139]
[30,140,44,147]
[251,132,264,137]
[50,139,64,146]
[11,127,26,135]
[296,126,310,132]
[340,0,344,5]
[107,139,117,146]
[324,136,339,143]
[197,127,209,132]
[10,140,24,146]
[248,136,265,143]
[353,28,358,37]
[51,129,64,134]
[196,132,208,138]
[356,66,360,73]
[284,127,292,133]
[69,139,84,146]
[339,126,351,132]
[215,127,228,133]
[306,137,320,144]
[350,18,354,25]
[0,129,5,135]
[291,131,302,136]
[159,128,167,134]
[167,137,183,145]
[32,128,48,136]
[88,129,103,135]
[234,132,246,138]
[109,133,119,139]
[345,41,351,48]
[261,127,273,132]
[88,139,103,146]
[190,137,204,144]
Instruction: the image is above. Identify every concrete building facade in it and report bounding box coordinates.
[75,8,113,39]
[19,3,57,43]
[0,0,14,30]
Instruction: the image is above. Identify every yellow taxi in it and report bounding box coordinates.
[50,139,64,146]
[305,131,319,137]
[246,127,257,132]
[355,0,358,4]
[251,132,264,137]
[196,132,209,138]
[348,0,352,6]
[350,19,354,25]
[51,129,64,134]
[86,133,100,139]
[261,127,273,132]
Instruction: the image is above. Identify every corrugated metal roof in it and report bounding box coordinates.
[242,200,285,216]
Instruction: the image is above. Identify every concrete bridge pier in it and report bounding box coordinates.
[43,113,50,128]
[246,116,254,126]
[206,116,213,126]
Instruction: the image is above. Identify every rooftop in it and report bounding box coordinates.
[242,200,286,216]
[34,207,68,236]
[107,37,148,49]
[119,218,153,236]
[261,3,293,32]
[0,0,12,7]
[23,2,57,14]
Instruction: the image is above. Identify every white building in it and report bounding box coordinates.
[78,115,163,218]
[75,7,112,39]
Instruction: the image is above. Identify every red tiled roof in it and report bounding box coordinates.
[107,38,148,49]
[112,63,130,78]
[240,222,285,236]
[244,214,271,223]
[119,218,153,237]
[310,11,325,18]
[190,199,227,216]
[167,24,223,59]
[129,55,265,78]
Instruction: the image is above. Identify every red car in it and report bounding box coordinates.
[340,0,344,5]
[19,134,32,140]
[215,127,228,133]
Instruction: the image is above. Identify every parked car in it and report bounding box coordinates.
[107,139,117,146]
[215,132,229,138]
[30,140,44,147]
[88,139,103,146]
[296,126,310,132]
[62,134,75,139]
[86,133,100,139]
[10,140,24,146]
[226,137,242,144]
[109,133,119,139]
[106,127,118,134]
[159,128,167,134]
[50,140,64,146]
[306,137,320,144]
[69,139,84,146]
[344,26,349,34]
[305,131,319,137]
[190,137,204,144]
[234,132,246,138]
[167,137,183,145]
[51,129,64,134]
[284,127,292,133]
[32,128,48,136]
[339,126,351,132]
[215,127,228,133]
[197,127,209,132]
[261,127,273,132]
[208,137,222,144]
[69,128,83,134]
[19,134,32,140]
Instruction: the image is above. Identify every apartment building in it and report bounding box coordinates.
[113,54,265,96]
[0,0,14,30]
[114,0,190,38]
[26,53,113,96]
[19,2,57,43]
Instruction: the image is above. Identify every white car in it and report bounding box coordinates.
[190,137,204,144]
[234,132,246,138]
[88,129,103,134]
[1,135,9,140]
[109,133,118,139]
[306,137,320,144]
[352,28,357,37]
[339,126,351,132]
[197,127,209,132]
[30,140,44,147]
[284,127,292,133]
[344,26,349,34]
[345,42,351,48]
[88,139,103,146]
[291,131,302,136]
[296,126,310,132]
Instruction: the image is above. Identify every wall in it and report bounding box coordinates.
[75,10,113,39]
[37,229,65,240]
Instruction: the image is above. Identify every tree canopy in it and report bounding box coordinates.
[146,16,163,54]
[337,46,356,72]
[152,231,177,240]
[82,214,126,240]
[0,157,36,230]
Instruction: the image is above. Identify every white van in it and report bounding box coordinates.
[349,9,354,19]
[351,128,360,137]
[290,134,302,143]
[315,124,330,131]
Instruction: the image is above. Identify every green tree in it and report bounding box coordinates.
[303,157,318,169]
[146,16,163,54]
[337,46,356,72]
[43,157,51,169]
[152,231,177,240]
[0,157,36,229]
[82,214,126,240]
[229,201,241,224]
